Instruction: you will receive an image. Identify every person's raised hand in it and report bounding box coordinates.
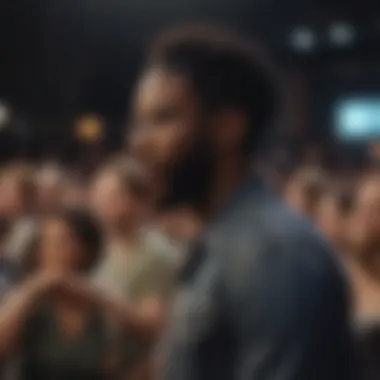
[59,276,100,305]
[25,271,66,299]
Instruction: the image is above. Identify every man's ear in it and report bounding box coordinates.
[210,109,246,154]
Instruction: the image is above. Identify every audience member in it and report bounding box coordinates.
[316,186,353,252]
[35,164,65,213]
[0,208,122,380]
[346,174,380,380]
[0,163,36,221]
[284,166,326,218]
[348,174,380,322]
[61,174,89,209]
[90,157,176,375]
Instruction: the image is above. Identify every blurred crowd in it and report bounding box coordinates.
[0,15,379,379]
[284,164,380,380]
[0,154,378,379]
[0,158,183,380]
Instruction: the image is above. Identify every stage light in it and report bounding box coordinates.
[75,114,104,143]
[289,26,317,53]
[328,22,355,47]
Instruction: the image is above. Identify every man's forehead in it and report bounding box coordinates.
[93,170,119,188]
[136,69,192,104]
[139,69,165,95]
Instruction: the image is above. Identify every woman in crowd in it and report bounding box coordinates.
[284,166,326,219]
[0,163,36,221]
[35,163,66,214]
[0,208,122,380]
[61,173,89,209]
[90,157,177,377]
[348,174,380,321]
[316,185,353,253]
[347,173,380,380]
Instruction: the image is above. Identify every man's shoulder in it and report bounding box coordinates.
[255,197,327,253]
[211,191,345,291]
[215,189,322,251]
[251,197,339,269]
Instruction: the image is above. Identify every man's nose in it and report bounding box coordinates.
[128,129,146,154]
[127,128,155,164]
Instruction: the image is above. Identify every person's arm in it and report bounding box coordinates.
[0,273,61,358]
[227,234,357,380]
[129,255,176,330]
[61,278,164,339]
[96,287,163,339]
[64,257,176,339]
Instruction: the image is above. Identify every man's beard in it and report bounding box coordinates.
[360,233,380,254]
[355,234,380,272]
[158,140,215,211]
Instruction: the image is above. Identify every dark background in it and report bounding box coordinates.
[0,0,379,162]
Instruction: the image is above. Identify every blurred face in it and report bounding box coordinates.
[0,177,25,218]
[129,68,215,209]
[38,218,85,274]
[62,185,87,208]
[284,181,311,216]
[349,179,380,255]
[90,171,136,230]
[37,180,62,212]
[316,196,345,248]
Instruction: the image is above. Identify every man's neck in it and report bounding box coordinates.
[201,156,249,220]
[355,251,380,283]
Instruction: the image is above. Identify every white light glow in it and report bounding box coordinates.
[289,26,317,53]
[328,22,355,46]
